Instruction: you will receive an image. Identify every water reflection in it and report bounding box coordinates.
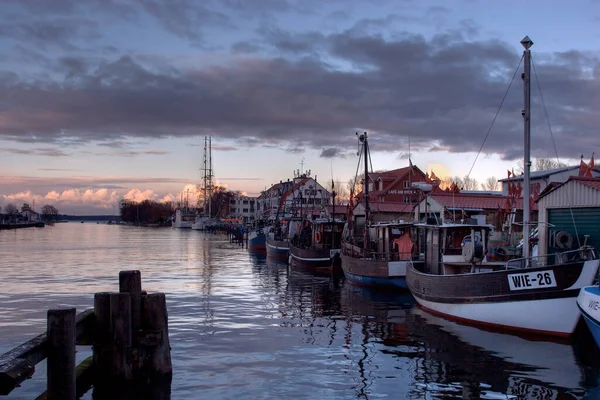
[2,225,600,399]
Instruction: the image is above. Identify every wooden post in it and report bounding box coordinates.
[110,292,132,380]
[93,292,111,378]
[119,270,142,334]
[141,293,172,378]
[47,308,76,400]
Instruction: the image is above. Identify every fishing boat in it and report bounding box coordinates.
[289,217,346,273]
[266,219,302,260]
[341,131,423,289]
[406,36,600,337]
[248,223,266,252]
[576,243,600,347]
[171,207,195,229]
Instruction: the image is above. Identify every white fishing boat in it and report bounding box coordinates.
[406,36,600,337]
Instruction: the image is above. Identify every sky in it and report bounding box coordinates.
[1,0,600,214]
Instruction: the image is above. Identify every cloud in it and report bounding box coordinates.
[320,147,344,158]
[1,3,599,162]
[2,147,69,157]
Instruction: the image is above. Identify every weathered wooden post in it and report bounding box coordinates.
[93,292,111,378]
[47,307,76,400]
[141,293,172,379]
[119,270,143,375]
[110,292,132,381]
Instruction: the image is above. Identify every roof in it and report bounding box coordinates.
[537,176,600,201]
[367,165,426,183]
[428,192,536,211]
[498,166,600,182]
[368,202,416,213]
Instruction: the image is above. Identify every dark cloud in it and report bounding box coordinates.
[3,147,69,157]
[0,3,598,161]
[320,148,345,158]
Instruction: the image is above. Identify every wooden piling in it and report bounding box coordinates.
[110,292,132,380]
[47,307,76,400]
[141,293,172,378]
[93,292,111,377]
[119,270,142,333]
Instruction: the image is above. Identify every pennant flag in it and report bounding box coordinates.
[579,158,588,177]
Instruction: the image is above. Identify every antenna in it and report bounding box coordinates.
[300,157,305,175]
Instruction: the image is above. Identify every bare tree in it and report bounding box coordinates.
[332,179,348,205]
[451,175,478,191]
[481,177,499,191]
[4,203,18,215]
[534,157,567,171]
[515,157,567,173]
[41,204,59,220]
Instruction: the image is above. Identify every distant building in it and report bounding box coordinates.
[537,176,600,259]
[353,164,428,222]
[228,195,257,223]
[20,209,41,222]
[256,170,331,221]
[498,165,600,197]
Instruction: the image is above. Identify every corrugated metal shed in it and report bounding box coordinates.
[537,177,600,257]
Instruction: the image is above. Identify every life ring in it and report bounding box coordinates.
[555,231,573,249]
[315,232,322,243]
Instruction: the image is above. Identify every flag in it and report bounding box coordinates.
[579,159,588,177]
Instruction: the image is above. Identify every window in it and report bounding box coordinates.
[314,199,321,204]
[404,181,410,188]
[308,198,314,204]
[404,196,410,203]
[230,208,236,213]
[230,200,236,204]
[243,200,248,204]
[243,208,248,213]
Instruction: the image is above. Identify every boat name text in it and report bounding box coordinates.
[589,300,600,311]
[507,270,557,291]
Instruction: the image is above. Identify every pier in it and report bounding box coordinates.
[0,270,172,399]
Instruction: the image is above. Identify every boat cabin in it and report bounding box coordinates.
[343,221,421,262]
[419,222,499,275]
[292,218,345,250]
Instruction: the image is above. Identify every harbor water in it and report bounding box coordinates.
[1,223,600,399]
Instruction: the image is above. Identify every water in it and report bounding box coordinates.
[1,223,600,399]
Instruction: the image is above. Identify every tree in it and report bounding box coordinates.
[332,179,348,205]
[4,203,18,215]
[481,177,499,191]
[451,175,479,191]
[534,157,567,171]
[41,204,59,220]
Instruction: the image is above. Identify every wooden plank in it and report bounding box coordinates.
[35,356,95,400]
[0,308,94,395]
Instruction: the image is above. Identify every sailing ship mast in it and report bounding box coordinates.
[358,131,370,254]
[521,36,533,262]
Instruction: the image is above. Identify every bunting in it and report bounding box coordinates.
[579,154,595,177]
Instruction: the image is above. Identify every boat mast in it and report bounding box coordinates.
[203,136,208,216]
[521,36,533,261]
[359,131,370,253]
[208,136,213,218]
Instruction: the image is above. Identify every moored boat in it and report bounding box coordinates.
[266,219,300,261]
[289,217,345,273]
[406,36,600,337]
[248,226,266,252]
[171,208,195,229]
[577,282,600,347]
[342,221,423,289]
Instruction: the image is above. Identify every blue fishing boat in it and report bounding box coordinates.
[577,284,600,346]
[248,226,266,252]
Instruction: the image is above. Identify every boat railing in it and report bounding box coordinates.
[504,247,599,269]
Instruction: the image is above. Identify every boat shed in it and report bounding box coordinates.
[537,176,600,258]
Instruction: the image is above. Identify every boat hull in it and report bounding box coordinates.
[406,259,600,337]
[248,232,266,252]
[577,286,600,347]
[289,245,340,273]
[340,253,410,289]
[266,238,289,259]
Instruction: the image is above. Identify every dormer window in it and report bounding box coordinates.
[404,181,410,188]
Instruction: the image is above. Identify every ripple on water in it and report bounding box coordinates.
[1,225,600,399]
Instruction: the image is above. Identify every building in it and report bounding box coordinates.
[414,192,535,230]
[352,164,429,222]
[255,170,332,221]
[536,176,600,259]
[498,165,600,197]
[228,195,257,223]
